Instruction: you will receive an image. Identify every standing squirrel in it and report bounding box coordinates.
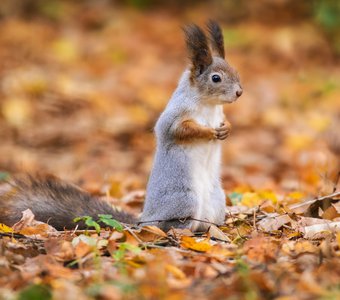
[141,21,242,232]
[0,21,241,232]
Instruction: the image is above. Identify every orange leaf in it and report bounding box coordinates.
[180,236,212,252]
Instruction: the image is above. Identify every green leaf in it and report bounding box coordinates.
[229,192,243,205]
[0,172,10,181]
[85,218,101,233]
[73,216,84,223]
[112,243,141,261]
[74,216,101,233]
[18,285,51,300]
[98,214,124,232]
[97,214,112,219]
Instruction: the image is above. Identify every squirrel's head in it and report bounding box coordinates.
[183,21,242,105]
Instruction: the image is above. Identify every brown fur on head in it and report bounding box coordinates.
[183,21,242,104]
[183,24,213,80]
[207,20,225,58]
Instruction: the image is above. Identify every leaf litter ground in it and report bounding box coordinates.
[0,2,340,299]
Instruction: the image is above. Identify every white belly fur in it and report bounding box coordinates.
[187,105,224,231]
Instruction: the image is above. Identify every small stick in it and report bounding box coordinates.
[333,171,340,193]
[253,209,257,232]
[122,224,144,244]
[137,217,219,227]
[289,191,340,210]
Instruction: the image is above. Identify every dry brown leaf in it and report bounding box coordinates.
[74,241,93,259]
[134,226,167,242]
[13,209,57,238]
[45,239,75,261]
[208,225,231,242]
[322,205,340,220]
[258,214,292,231]
[303,221,340,239]
[332,201,340,213]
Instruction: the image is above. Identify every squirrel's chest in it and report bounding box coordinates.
[185,106,224,228]
[191,105,223,128]
[188,105,224,163]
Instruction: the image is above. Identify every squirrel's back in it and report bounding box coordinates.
[0,175,136,230]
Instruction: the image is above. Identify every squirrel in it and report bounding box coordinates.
[140,21,242,232]
[0,21,241,232]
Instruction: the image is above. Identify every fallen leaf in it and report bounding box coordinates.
[13,209,57,238]
[134,226,167,242]
[303,221,340,239]
[208,225,231,242]
[180,236,212,252]
[258,214,292,231]
[165,264,186,280]
[0,223,14,233]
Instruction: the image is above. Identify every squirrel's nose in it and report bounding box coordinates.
[236,88,243,97]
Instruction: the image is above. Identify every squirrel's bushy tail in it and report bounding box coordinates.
[0,174,136,230]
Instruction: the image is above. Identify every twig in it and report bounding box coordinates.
[289,191,340,210]
[333,171,340,193]
[122,224,144,244]
[143,244,190,253]
[137,217,219,227]
[253,208,257,232]
[0,232,27,239]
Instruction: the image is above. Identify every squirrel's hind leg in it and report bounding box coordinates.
[158,219,193,232]
[211,185,226,226]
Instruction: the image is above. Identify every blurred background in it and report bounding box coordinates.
[0,0,339,199]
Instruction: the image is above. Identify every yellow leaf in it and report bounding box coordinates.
[108,180,122,198]
[52,38,78,62]
[307,112,330,132]
[258,190,278,204]
[241,192,262,207]
[285,133,313,151]
[166,264,186,280]
[287,191,305,201]
[0,223,14,233]
[181,236,212,252]
[1,98,32,127]
[286,231,302,239]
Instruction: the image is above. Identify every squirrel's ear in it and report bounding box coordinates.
[206,20,225,58]
[183,24,212,78]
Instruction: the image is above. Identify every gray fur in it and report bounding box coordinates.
[141,72,197,230]
[142,22,242,232]
[141,70,234,231]
[0,175,136,230]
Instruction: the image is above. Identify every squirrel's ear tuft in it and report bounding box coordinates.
[183,24,212,78]
[206,20,225,58]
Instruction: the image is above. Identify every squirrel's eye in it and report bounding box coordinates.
[212,74,221,83]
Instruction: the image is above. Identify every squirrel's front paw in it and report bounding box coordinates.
[214,122,231,140]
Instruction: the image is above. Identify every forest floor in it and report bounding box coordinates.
[0,2,340,299]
